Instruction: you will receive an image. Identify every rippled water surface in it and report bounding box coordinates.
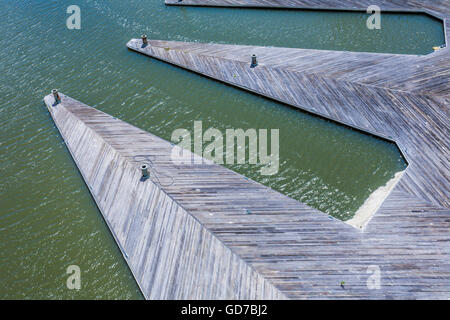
[1,0,441,299]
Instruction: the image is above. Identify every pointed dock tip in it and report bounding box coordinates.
[43,89,63,108]
[43,93,288,300]
[126,38,146,50]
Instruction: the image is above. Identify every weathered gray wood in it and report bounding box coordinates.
[125,0,449,299]
[164,0,450,18]
[43,94,288,300]
[164,0,450,63]
[43,0,450,300]
[44,91,450,299]
[126,17,450,208]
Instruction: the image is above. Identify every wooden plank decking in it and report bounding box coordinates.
[44,92,450,299]
[43,93,287,299]
[126,39,450,208]
[164,0,450,17]
[128,0,450,212]
[44,0,449,299]
[127,0,449,299]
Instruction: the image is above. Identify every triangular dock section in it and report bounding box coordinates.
[136,0,450,212]
[44,92,450,299]
[126,38,449,209]
[43,93,287,299]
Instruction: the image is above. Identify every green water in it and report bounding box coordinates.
[1,0,440,299]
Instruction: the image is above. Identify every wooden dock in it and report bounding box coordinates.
[129,0,450,211]
[164,0,450,18]
[45,90,450,299]
[43,93,287,299]
[44,90,450,299]
[127,0,448,299]
[44,0,449,299]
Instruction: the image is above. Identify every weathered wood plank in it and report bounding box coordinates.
[43,94,287,300]
[42,0,450,299]
[164,0,450,17]
[127,38,450,209]
[44,92,450,299]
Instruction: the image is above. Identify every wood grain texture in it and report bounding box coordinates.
[44,92,450,299]
[43,94,287,300]
[42,0,450,300]
[127,0,450,299]
[126,38,450,209]
[164,0,450,17]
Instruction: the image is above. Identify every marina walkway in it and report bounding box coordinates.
[44,0,449,299]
